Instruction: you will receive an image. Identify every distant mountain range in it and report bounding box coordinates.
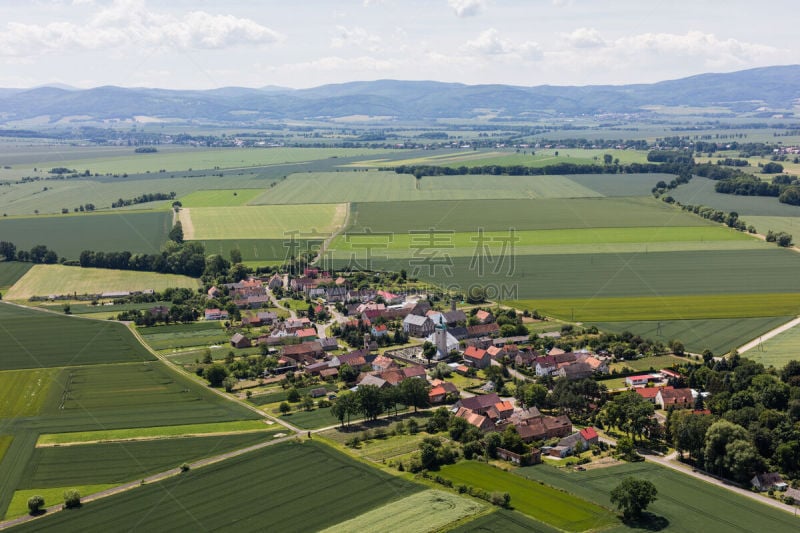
[0,65,798,125]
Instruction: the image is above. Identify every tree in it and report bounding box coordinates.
[356,384,384,421]
[279,401,291,415]
[400,377,430,412]
[287,387,301,402]
[301,395,315,411]
[704,420,749,476]
[229,248,242,264]
[515,383,548,408]
[63,489,81,509]
[204,363,228,387]
[331,391,358,427]
[610,478,657,520]
[27,495,45,515]
[421,341,437,365]
[168,221,184,243]
[222,376,237,393]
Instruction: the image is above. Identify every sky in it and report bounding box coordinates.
[0,0,796,90]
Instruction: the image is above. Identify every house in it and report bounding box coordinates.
[581,355,609,374]
[486,346,503,361]
[443,303,467,326]
[310,387,328,398]
[245,295,270,309]
[241,313,262,326]
[474,310,494,324]
[428,382,459,404]
[558,362,594,381]
[448,326,469,340]
[285,317,312,333]
[371,355,395,372]
[331,349,370,369]
[580,427,599,445]
[456,393,502,415]
[625,374,661,387]
[319,337,339,351]
[320,368,339,380]
[655,387,694,409]
[204,308,229,321]
[305,361,330,376]
[751,472,788,492]
[257,334,284,346]
[377,290,403,305]
[515,351,537,368]
[380,369,405,386]
[325,287,349,302]
[635,386,665,403]
[230,333,251,349]
[516,414,573,443]
[403,314,434,337]
[467,323,500,338]
[409,300,432,316]
[548,446,571,458]
[534,356,559,377]
[454,407,496,432]
[402,365,427,380]
[267,274,283,290]
[257,311,278,325]
[358,374,389,388]
[371,324,390,338]
[295,328,318,341]
[282,341,324,364]
[464,346,490,369]
[454,364,470,376]
[486,400,514,421]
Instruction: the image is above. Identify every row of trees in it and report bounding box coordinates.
[330,380,430,426]
[111,191,176,208]
[78,240,206,277]
[0,242,59,264]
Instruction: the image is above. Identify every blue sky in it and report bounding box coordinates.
[0,0,795,89]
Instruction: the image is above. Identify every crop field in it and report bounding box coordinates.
[739,215,800,237]
[4,484,115,520]
[279,407,341,429]
[0,436,11,463]
[330,226,760,261]
[36,420,272,446]
[0,262,31,290]
[517,461,800,532]
[16,147,397,176]
[346,197,709,234]
[747,321,800,368]
[19,432,272,488]
[353,433,431,462]
[180,203,347,240]
[438,461,616,532]
[0,211,171,258]
[11,441,423,533]
[671,177,800,217]
[606,354,690,373]
[510,293,800,322]
[452,510,561,533]
[252,171,613,204]
[595,316,792,356]
[0,369,58,418]
[137,321,226,351]
[249,383,337,406]
[0,303,154,370]
[4,264,200,300]
[567,173,674,197]
[320,490,485,533]
[178,189,263,207]
[198,238,319,263]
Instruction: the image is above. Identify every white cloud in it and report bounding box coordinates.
[448,0,486,18]
[0,0,283,57]
[330,26,382,52]
[565,27,605,48]
[463,29,542,60]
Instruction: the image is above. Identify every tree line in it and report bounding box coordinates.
[0,242,59,264]
[111,191,176,208]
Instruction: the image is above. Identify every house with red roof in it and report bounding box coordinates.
[656,387,694,409]
[464,346,490,369]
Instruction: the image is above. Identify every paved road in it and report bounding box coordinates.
[737,316,800,354]
[643,451,797,516]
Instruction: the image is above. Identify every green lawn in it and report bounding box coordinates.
[517,461,800,532]
[10,441,423,533]
[0,303,154,370]
[0,211,172,258]
[438,461,617,532]
[607,355,689,373]
[4,484,115,520]
[181,203,346,240]
[4,264,199,300]
[749,321,800,368]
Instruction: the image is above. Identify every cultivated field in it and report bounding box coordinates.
[0,211,172,258]
[180,203,347,240]
[198,238,319,263]
[517,461,800,532]
[179,189,263,207]
[671,177,800,217]
[137,321,227,351]
[0,369,57,418]
[320,490,485,533]
[748,321,800,367]
[4,264,200,300]
[0,303,154,369]
[438,461,616,532]
[0,262,31,290]
[596,316,792,356]
[451,510,561,533]
[10,441,423,532]
[739,215,800,238]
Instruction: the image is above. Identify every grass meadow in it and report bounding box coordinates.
[0,303,154,369]
[4,484,115,520]
[137,321,227,351]
[438,461,617,532]
[180,203,346,240]
[4,264,200,300]
[517,461,800,532]
[0,211,172,258]
[0,369,59,418]
[10,441,423,533]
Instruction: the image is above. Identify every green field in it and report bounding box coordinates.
[567,173,673,197]
[0,369,58,418]
[748,321,800,367]
[4,264,200,300]
[438,461,616,532]
[671,177,800,217]
[606,354,692,373]
[11,441,423,532]
[451,509,561,533]
[179,189,263,207]
[278,407,342,430]
[739,215,800,238]
[0,262,32,290]
[517,461,800,532]
[510,293,800,322]
[37,420,273,446]
[138,321,227,351]
[181,203,346,240]
[0,303,154,369]
[4,484,115,519]
[0,436,11,464]
[0,211,172,258]
[198,238,320,263]
[346,197,709,233]
[320,490,485,533]
[595,316,792,355]
[330,226,759,260]
[253,170,611,204]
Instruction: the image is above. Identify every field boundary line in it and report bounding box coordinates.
[313,202,350,266]
[736,315,800,354]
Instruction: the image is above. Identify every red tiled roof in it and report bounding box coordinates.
[580,427,598,441]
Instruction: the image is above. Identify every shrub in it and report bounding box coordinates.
[27,495,45,514]
[63,489,81,509]
[180,463,190,472]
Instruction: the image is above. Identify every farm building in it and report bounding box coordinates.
[655,387,694,409]
[403,314,434,337]
[230,333,251,349]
